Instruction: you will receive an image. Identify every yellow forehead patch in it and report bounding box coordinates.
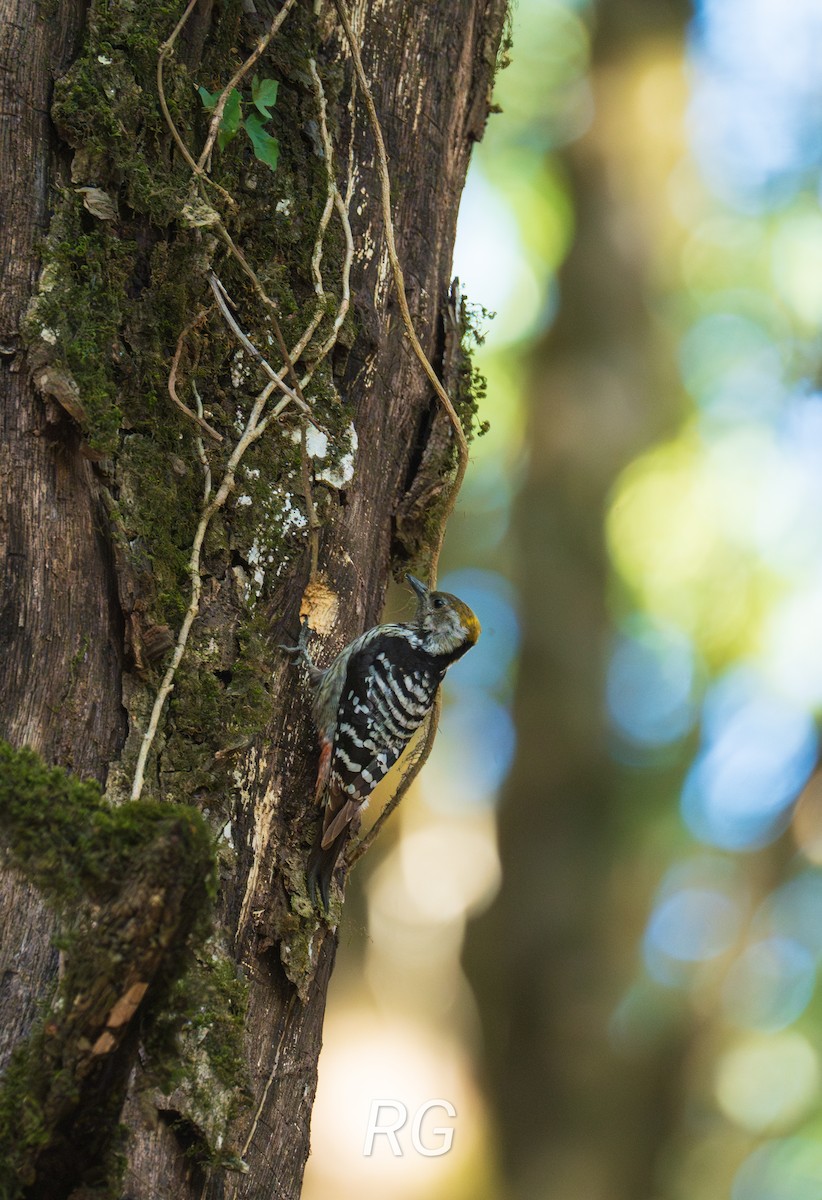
[454,599,481,644]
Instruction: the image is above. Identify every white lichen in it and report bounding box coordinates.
[290,425,329,459]
[247,540,266,594]
[288,422,357,486]
[317,422,358,488]
[231,349,252,389]
[281,493,308,532]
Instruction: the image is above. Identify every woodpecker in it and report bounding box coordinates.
[284,573,480,910]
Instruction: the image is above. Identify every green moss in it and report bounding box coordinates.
[26,0,349,631]
[455,293,492,442]
[51,0,196,225]
[183,959,246,1092]
[0,742,217,1197]
[146,947,251,1164]
[23,202,134,453]
[0,742,194,906]
[227,618,278,739]
[0,1022,131,1198]
[186,956,248,1091]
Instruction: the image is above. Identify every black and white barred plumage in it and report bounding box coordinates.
[286,574,480,909]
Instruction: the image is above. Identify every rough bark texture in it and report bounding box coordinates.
[0,1,507,1197]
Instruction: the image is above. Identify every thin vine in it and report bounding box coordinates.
[138,0,472,873]
[131,0,357,802]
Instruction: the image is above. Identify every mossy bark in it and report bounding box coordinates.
[0,744,216,1198]
[0,1,508,1197]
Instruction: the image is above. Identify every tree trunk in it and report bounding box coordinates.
[0,2,507,1197]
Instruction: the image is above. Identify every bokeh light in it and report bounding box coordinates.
[689,0,822,211]
[644,886,740,986]
[643,857,744,987]
[722,938,816,1031]
[304,1009,491,1200]
[310,0,822,1196]
[680,670,817,851]
[715,1032,819,1133]
[608,0,822,1194]
[678,310,785,426]
[753,869,822,957]
[452,171,544,345]
[607,615,699,749]
[732,1138,822,1200]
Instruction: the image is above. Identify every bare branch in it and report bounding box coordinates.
[191,382,212,503]
[208,273,313,419]
[167,308,224,442]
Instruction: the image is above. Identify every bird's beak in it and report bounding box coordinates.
[405,573,429,601]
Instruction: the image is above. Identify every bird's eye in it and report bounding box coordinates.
[432,596,446,609]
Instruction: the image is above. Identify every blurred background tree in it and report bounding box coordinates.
[304,1,822,1198]
[466,2,692,1197]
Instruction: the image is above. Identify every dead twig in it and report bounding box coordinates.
[167,308,224,442]
[157,0,238,209]
[208,273,314,420]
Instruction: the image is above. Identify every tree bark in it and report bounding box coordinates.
[0,2,508,1197]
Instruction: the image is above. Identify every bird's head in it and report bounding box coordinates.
[406,573,481,660]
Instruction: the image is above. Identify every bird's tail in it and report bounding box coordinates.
[307,795,363,911]
[307,828,349,911]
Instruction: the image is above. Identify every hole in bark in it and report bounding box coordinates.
[402,396,439,493]
[331,339,349,375]
[156,1108,209,1178]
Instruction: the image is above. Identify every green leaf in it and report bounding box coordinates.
[243,112,280,172]
[197,85,220,111]
[198,86,243,149]
[217,88,243,151]
[251,75,279,119]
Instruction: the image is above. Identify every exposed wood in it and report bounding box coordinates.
[0,0,127,1072]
